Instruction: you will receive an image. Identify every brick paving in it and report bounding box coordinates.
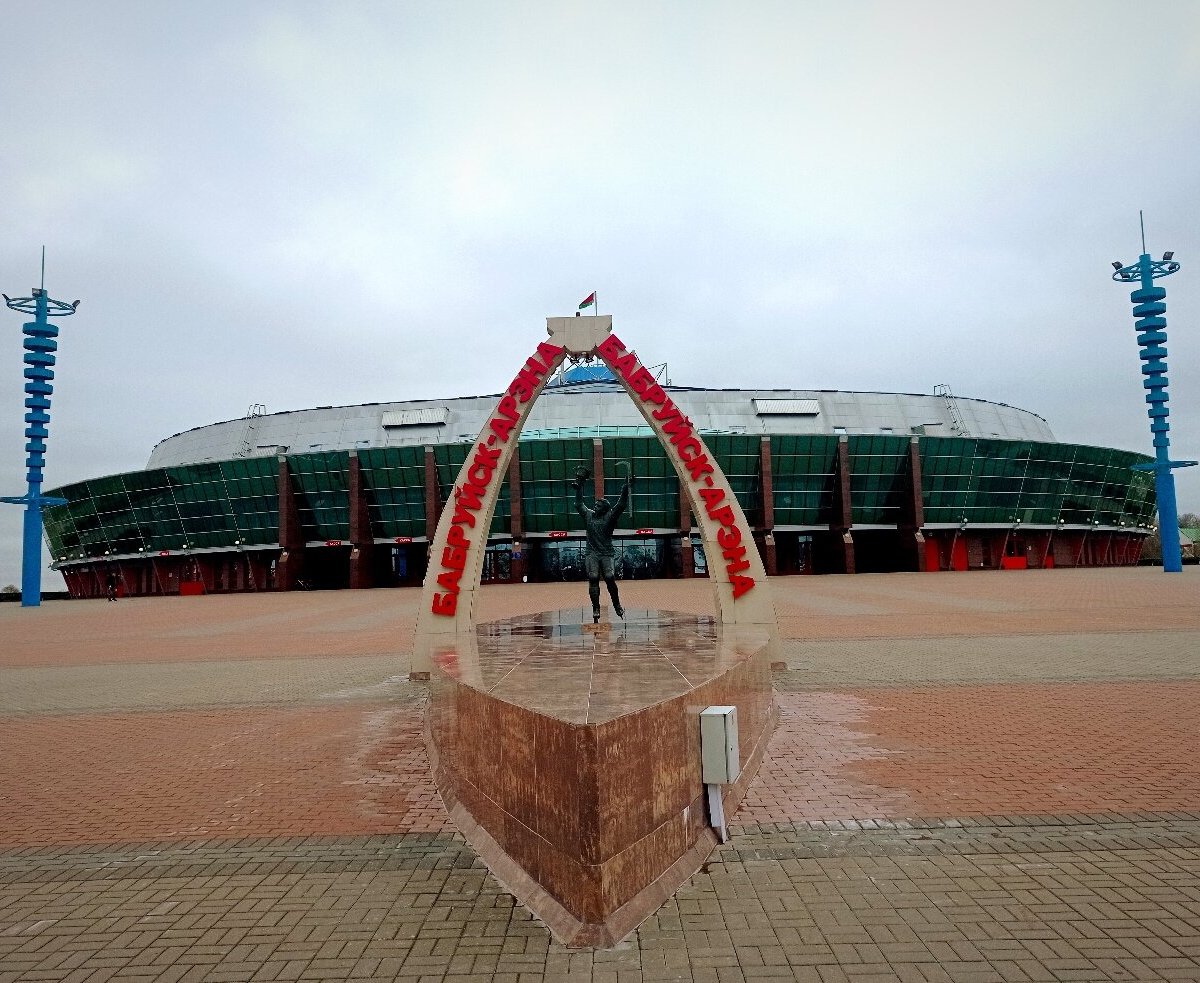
[1,567,1199,980]
[740,683,1200,825]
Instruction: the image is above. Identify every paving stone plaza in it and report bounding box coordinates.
[2,568,1199,982]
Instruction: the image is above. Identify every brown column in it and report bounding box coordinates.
[592,439,605,501]
[760,533,778,577]
[678,479,693,577]
[508,446,526,581]
[275,456,305,591]
[114,561,131,598]
[758,437,777,576]
[424,446,441,542]
[759,437,774,532]
[149,557,166,596]
[906,438,928,571]
[907,438,926,530]
[194,556,215,593]
[348,452,375,589]
[1033,530,1053,569]
[508,446,524,539]
[832,436,856,574]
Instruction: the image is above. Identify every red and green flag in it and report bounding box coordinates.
[578,291,596,311]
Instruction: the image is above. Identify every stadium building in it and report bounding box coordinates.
[43,367,1156,598]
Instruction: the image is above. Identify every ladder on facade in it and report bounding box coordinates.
[236,403,267,458]
[933,384,969,436]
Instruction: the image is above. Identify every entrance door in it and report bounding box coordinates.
[481,544,514,583]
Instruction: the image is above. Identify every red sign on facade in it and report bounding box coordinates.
[635,528,654,535]
[548,531,568,539]
[325,540,343,547]
[158,550,171,556]
[394,537,413,544]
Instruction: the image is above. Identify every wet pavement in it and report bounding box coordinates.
[2,568,1199,981]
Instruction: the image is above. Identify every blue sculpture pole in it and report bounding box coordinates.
[2,273,78,606]
[1112,219,1196,573]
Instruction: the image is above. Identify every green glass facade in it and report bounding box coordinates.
[847,435,914,526]
[769,435,839,527]
[517,438,591,534]
[602,436,678,530]
[358,447,426,540]
[920,438,1155,527]
[46,457,280,561]
[44,434,1156,595]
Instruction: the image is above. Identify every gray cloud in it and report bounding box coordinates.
[3,1,1199,587]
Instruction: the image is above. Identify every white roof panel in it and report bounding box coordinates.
[753,398,820,416]
[381,407,448,428]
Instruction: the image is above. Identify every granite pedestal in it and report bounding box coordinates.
[425,608,776,947]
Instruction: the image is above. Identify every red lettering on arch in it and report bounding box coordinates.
[597,334,625,360]
[717,525,741,550]
[731,574,755,599]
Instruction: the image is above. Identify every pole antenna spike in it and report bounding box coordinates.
[1139,211,1146,255]
[40,246,45,290]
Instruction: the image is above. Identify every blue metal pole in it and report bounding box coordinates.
[21,290,54,604]
[1116,244,1195,572]
[4,279,74,606]
[1136,254,1181,572]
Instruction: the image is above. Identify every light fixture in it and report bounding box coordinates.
[1112,261,1124,270]
[1163,251,1174,261]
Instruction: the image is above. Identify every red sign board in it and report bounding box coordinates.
[394,537,413,544]
[325,540,343,547]
[548,531,568,539]
[158,550,171,556]
[636,528,654,535]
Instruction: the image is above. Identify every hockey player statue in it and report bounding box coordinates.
[570,461,631,623]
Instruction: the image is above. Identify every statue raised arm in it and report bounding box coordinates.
[569,461,632,623]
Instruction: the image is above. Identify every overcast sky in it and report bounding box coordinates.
[2,1,1199,589]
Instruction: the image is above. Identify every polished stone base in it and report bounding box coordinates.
[425,609,776,947]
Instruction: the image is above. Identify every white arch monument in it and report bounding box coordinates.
[411,315,778,674]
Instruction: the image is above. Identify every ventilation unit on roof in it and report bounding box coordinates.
[381,408,449,428]
[753,398,820,416]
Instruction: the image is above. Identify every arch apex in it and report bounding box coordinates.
[546,314,613,356]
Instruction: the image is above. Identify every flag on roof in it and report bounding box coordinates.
[578,291,596,310]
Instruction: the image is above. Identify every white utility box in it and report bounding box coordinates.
[700,706,740,785]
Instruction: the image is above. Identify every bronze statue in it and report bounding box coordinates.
[571,462,631,623]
